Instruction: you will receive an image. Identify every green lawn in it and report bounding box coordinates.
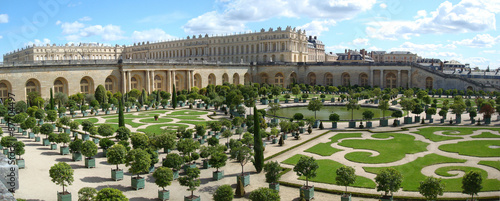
[412,127,463,142]
[105,118,145,128]
[170,110,208,115]
[168,115,204,120]
[74,118,99,124]
[95,123,119,131]
[139,118,174,123]
[178,120,213,126]
[364,154,467,192]
[438,140,500,157]
[478,161,500,171]
[282,154,376,188]
[137,123,189,134]
[471,132,500,138]
[304,133,362,156]
[339,133,428,164]
[434,166,500,191]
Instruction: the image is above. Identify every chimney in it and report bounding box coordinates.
[314,36,317,40]
[309,36,312,40]
[345,49,347,53]
[347,51,351,60]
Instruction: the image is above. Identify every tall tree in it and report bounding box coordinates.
[418,176,445,200]
[95,85,107,105]
[49,88,54,110]
[118,97,125,127]
[253,106,264,173]
[375,168,403,197]
[172,84,177,109]
[336,166,356,194]
[307,99,323,119]
[462,171,482,201]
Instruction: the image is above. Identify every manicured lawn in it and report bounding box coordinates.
[412,127,463,142]
[178,120,213,126]
[364,154,467,192]
[105,118,145,128]
[304,133,362,156]
[74,118,98,124]
[170,110,208,115]
[138,123,189,134]
[95,123,119,131]
[471,132,500,138]
[438,140,500,157]
[139,118,174,123]
[434,166,500,191]
[479,161,500,171]
[340,133,428,164]
[282,154,376,188]
[168,115,204,120]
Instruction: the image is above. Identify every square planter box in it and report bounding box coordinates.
[348,121,356,128]
[299,127,305,133]
[163,148,171,153]
[57,192,72,201]
[331,98,336,103]
[131,177,145,190]
[380,196,393,201]
[285,99,289,103]
[341,194,351,201]
[272,138,278,144]
[269,183,279,192]
[58,127,63,132]
[85,158,96,168]
[43,138,50,146]
[72,152,82,161]
[426,114,433,120]
[16,159,25,169]
[60,146,70,155]
[294,98,299,103]
[184,195,200,201]
[198,139,205,145]
[111,169,124,181]
[455,116,462,124]
[471,119,476,124]
[64,128,71,134]
[22,131,27,136]
[302,99,307,103]
[379,119,388,127]
[300,186,314,201]
[35,136,41,142]
[173,170,179,180]
[237,173,250,186]
[213,170,224,180]
[331,122,337,128]
[82,134,90,141]
[50,144,58,150]
[313,120,320,128]
[93,138,100,144]
[366,121,372,128]
[485,118,491,124]
[440,119,445,123]
[414,116,421,123]
[274,99,279,103]
[282,134,288,140]
[28,132,35,139]
[183,163,197,171]
[149,166,155,173]
[203,160,211,169]
[393,119,400,126]
[404,117,413,124]
[158,190,170,201]
[73,132,78,138]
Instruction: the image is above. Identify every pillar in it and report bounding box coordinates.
[186,70,191,91]
[408,70,412,88]
[145,70,151,93]
[122,71,126,94]
[172,71,176,91]
[127,71,131,92]
[166,70,171,93]
[397,70,401,88]
[379,70,383,88]
[370,69,374,87]
[150,70,155,92]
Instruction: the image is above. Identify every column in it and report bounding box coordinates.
[397,70,401,88]
[122,71,126,94]
[408,70,412,88]
[127,71,131,92]
[166,70,171,93]
[145,70,151,93]
[186,70,191,90]
[379,70,383,88]
[370,69,374,87]
[150,70,155,92]
[190,70,194,89]
[172,71,176,91]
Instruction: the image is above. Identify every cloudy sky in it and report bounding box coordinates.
[0,0,499,68]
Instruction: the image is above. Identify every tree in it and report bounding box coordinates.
[106,144,127,170]
[230,145,253,175]
[130,133,149,149]
[293,156,319,187]
[172,84,177,109]
[400,98,415,117]
[163,153,184,171]
[49,88,54,110]
[153,166,174,191]
[126,148,151,177]
[418,176,445,200]
[346,99,360,121]
[49,162,74,193]
[57,133,71,147]
[253,106,264,173]
[115,126,131,141]
[213,184,234,201]
[81,120,94,134]
[263,161,281,184]
[249,187,280,201]
[118,97,125,127]
[307,99,323,119]
[179,167,201,198]
[95,188,128,201]
[14,141,25,160]
[375,168,403,197]
[81,140,97,160]
[362,110,374,123]
[46,110,57,123]
[0,136,16,149]
[69,139,83,154]
[209,150,228,173]
[336,166,356,194]
[268,102,281,117]
[479,103,495,119]
[177,138,200,163]
[78,187,97,201]
[97,124,115,137]
[95,85,108,105]
[462,171,482,201]
[378,100,390,119]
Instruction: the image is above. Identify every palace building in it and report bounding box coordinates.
[1,27,498,102]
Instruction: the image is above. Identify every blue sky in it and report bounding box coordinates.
[0,0,499,69]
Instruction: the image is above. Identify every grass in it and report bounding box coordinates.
[364,154,467,192]
[178,120,213,126]
[304,133,362,156]
[412,127,463,142]
[433,166,500,191]
[282,154,376,188]
[339,133,429,164]
[105,118,145,128]
[137,123,189,134]
[139,118,174,123]
[168,115,204,120]
[478,161,500,171]
[438,140,500,157]
[471,132,500,138]
[73,118,98,124]
[170,110,208,115]
[95,123,119,131]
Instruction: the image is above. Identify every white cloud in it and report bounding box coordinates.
[366,0,499,40]
[0,14,8,23]
[352,38,370,46]
[61,21,85,34]
[379,3,387,9]
[297,20,336,36]
[25,38,51,47]
[55,20,61,25]
[131,29,176,42]
[325,44,350,53]
[79,16,92,21]
[483,50,500,54]
[0,35,3,39]
[453,34,500,48]
[183,0,376,35]
[58,20,125,41]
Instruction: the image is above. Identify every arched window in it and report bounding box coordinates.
[290,72,297,84]
[360,73,369,87]
[342,73,350,86]
[154,75,163,91]
[208,74,216,85]
[194,74,202,88]
[105,78,113,92]
[426,77,433,89]
[131,77,139,90]
[222,73,229,84]
[26,80,38,94]
[274,73,284,87]
[244,73,251,84]
[260,73,268,84]
[80,79,90,94]
[386,73,396,88]
[325,73,333,86]
[54,80,64,93]
[0,82,9,100]
[308,73,316,85]
[233,73,240,85]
